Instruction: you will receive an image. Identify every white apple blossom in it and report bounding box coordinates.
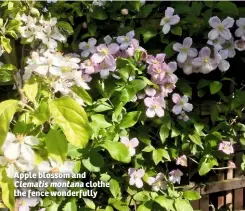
[2,132,39,162]
[160,7,180,34]
[18,197,40,211]
[173,37,198,63]
[208,16,234,40]
[0,155,34,178]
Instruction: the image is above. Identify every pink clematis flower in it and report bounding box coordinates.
[160,7,180,34]
[160,83,176,97]
[79,38,97,57]
[91,43,119,65]
[169,169,183,184]
[80,59,98,74]
[128,168,145,188]
[148,173,167,192]
[145,87,157,97]
[176,155,187,167]
[160,62,178,84]
[117,30,135,50]
[173,37,198,63]
[177,111,190,122]
[98,60,116,79]
[148,62,168,84]
[172,93,193,115]
[144,96,165,118]
[192,47,221,74]
[219,141,234,155]
[207,37,225,51]
[146,53,166,67]
[208,16,234,40]
[235,39,245,51]
[235,18,245,40]
[120,137,139,156]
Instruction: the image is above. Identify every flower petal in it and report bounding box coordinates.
[220,29,232,40]
[146,108,155,118]
[169,15,180,25]
[165,7,174,17]
[162,24,170,34]
[173,43,182,52]
[88,38,97,46]
[222,17,234,28]
[208,29,219,40]
[183,37,192,48]
[188,48,198,58]
[130,138,139,148]
[24,136,39,146]
[209,16,221,28]
[4,143,21,160]
[172,105,182,115]
[177,52,187,63]
[218,59,230,72]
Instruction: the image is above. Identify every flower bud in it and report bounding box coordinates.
[121,9,128,15]
[82,22,87,29]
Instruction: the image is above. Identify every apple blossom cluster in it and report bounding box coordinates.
[19,15,66,49]
[170,14,245,75]
[0,133,39,178]
[24,49,90,105]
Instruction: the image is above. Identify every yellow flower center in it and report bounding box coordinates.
[203,57,209,63]
[16,134,25,143]
[101,48,109,56]
[217,24,224,31]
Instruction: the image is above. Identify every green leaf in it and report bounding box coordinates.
[231,90,245,109]
[194,122,204,134]
[32,101,50,125]
[72,86,92,105]
[160,124,169,144]
[89,7,108,20]
[0,100,18,148]
[137,201,153,211]
[176,79,192,97]
[1,37,12,53]
[189,133,203,148]
[197,79,211,89]
[164,41,176,58]
[0,64,17,82]
[83,198,95,209]
[82,150,104,172]
[210,81,222,94]
[174,199,193,211]
[57,21,73,34]
[142,28,157,43]
[62,199,77,211]
[23,78,39,102]
[133,191,150,202]
[198,155,218,176]
[45,129,68,163]
[171,26,182,36]
[154,196,174,211]
[49,96,91,148]
[109,179,121,198]
[152,148,170,165]
[210,104,219,122]
[120,111,141,128]
[91,114,112,128]
[216,2,238,16]
[100,141,131,163]
[183,190,201,200]
[0,170,15,211]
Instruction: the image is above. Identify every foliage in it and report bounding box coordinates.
[0,1,244,211]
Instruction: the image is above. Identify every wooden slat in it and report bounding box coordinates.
[234,152,244,210]
[191,187,200,209]
[200,194,209,211]
[201,178,245,195]
[226,168,233,210]
[217,167,225,209]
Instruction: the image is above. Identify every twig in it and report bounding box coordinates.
[13,74,26,103]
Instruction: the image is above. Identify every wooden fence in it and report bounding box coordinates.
[186,149,245,211]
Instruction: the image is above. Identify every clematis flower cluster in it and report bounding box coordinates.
[142,54,178,118]
[219,141,234,155]
[20,15,66,49]
[147,173,167,192]
[0,133,39,178]
[172,93,193,121]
